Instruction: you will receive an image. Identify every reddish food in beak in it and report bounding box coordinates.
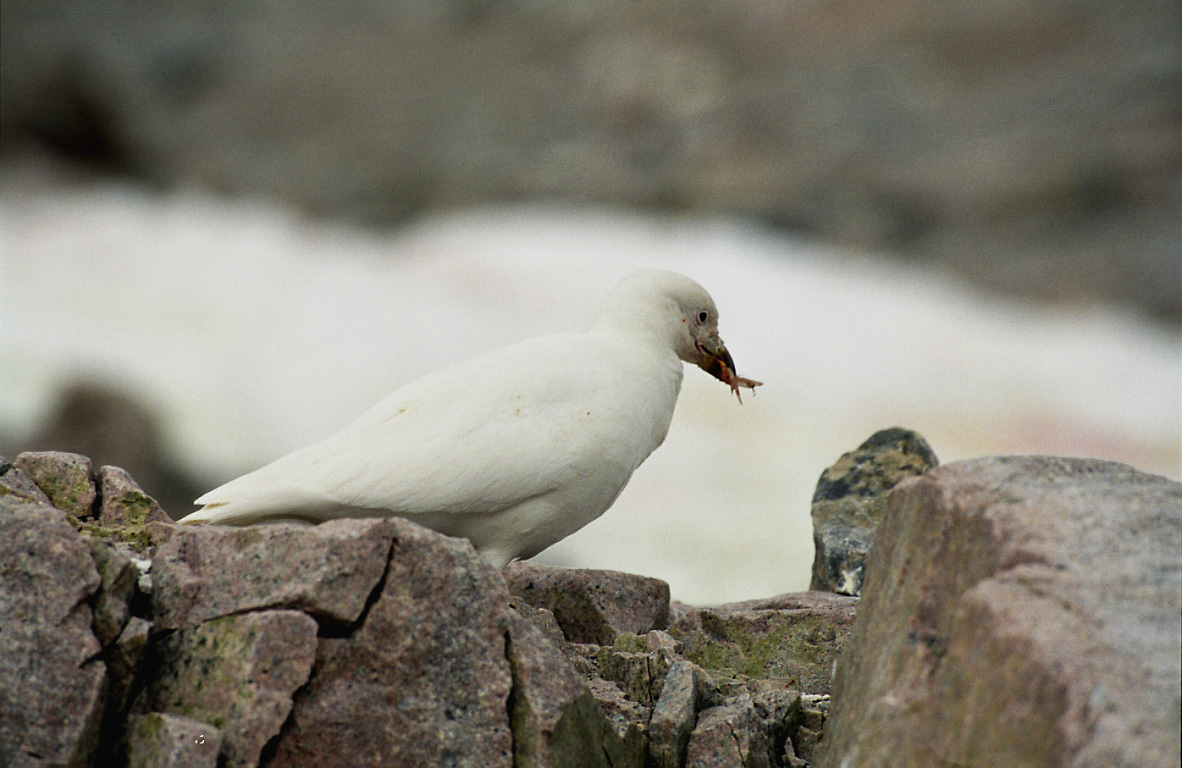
[696,336,762,403]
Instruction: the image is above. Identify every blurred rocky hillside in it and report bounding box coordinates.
[2,0,1179,321]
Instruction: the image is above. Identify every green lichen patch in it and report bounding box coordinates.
[13,452,97,518]
[667,609,851,695]
[70,517,162,557]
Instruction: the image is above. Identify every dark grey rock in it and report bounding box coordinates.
[505,562,671,645]
[809,428,937,596]
[586,677,650,756]
[140,610,318,768]
[821,457,1182,768]
[596,634,677,708]
[14,450,97,518]
[789,694,828,766]
[0,501,107,768]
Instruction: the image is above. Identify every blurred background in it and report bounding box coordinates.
[2,0,1179,604]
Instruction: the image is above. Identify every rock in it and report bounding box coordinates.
[810,428,938,596]
[150,517,398,629]
[685,688,801,768]
[0,500,107,768]
[266,518,515,768]
[505,562,671,644]
[505,609,643,768]
[789,694,828,766]
[109,616,153,717]
[586,677,651,753]
[596,632,679,708]
[87,537,140,645]
[140,610,318,768]
[510,596,568,650]
[14,450,97,518]
[124,713,223,768]
[0,455,53,505]
[97,464,173,525]
[667,592,857,696]
[648,659,715,768]
[821,457,1182,768]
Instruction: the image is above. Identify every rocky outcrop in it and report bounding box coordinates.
[2,0,1178,319]
[809,428,938,596]
[1,452,846,768]
[820,456,1182,768]
[0,495,107,767]
[6,449,1177,767]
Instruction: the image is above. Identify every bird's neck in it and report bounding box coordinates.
[590,299,685,357]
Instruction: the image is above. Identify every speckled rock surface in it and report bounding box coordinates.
[684,689,800,768]
[139,610,318,768]
[668,592,857,696]
[810,428,938,596]
[150,517,398,629]
[505,609,644,768]
[821,457,1182,768]
[648,659,716,768]
[266,519,516,768]
[0,500,107,768]
[2,454,848,768]
[14,450,97,518]
[124,713,223,768]
[87,537,140,645]
[97,464,173,525]
[505,561,671,644]
[0,455,53,505]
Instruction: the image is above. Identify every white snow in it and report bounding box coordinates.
[2,182,1178,604]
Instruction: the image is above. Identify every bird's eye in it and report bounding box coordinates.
[697,311,709,323]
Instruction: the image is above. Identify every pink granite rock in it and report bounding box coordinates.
[647,659,714,768]
[14,450,97,518]
[0,500,107,767]
[125,713,223,768]
[267,518,515,768]
[505,609,644,767]
[140,610,317,768]
[684,689,800,768]
[150,517,398,629]
[97,464,173,525]
[0,455,53,505]
[505,562,671,645]
[821,457,1182,768]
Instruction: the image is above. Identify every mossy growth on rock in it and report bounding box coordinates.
[68,517,162,557]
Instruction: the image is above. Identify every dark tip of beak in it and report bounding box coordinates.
[697,344,736,382]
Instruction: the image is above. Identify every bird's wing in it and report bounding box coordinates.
[187,333,679,525]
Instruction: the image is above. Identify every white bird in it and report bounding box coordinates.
[179,270,760,567]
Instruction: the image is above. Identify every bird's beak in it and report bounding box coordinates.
[696,334,737,382]
[696,333,762,403]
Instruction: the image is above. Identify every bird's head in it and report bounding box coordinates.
[598,270,762,401]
